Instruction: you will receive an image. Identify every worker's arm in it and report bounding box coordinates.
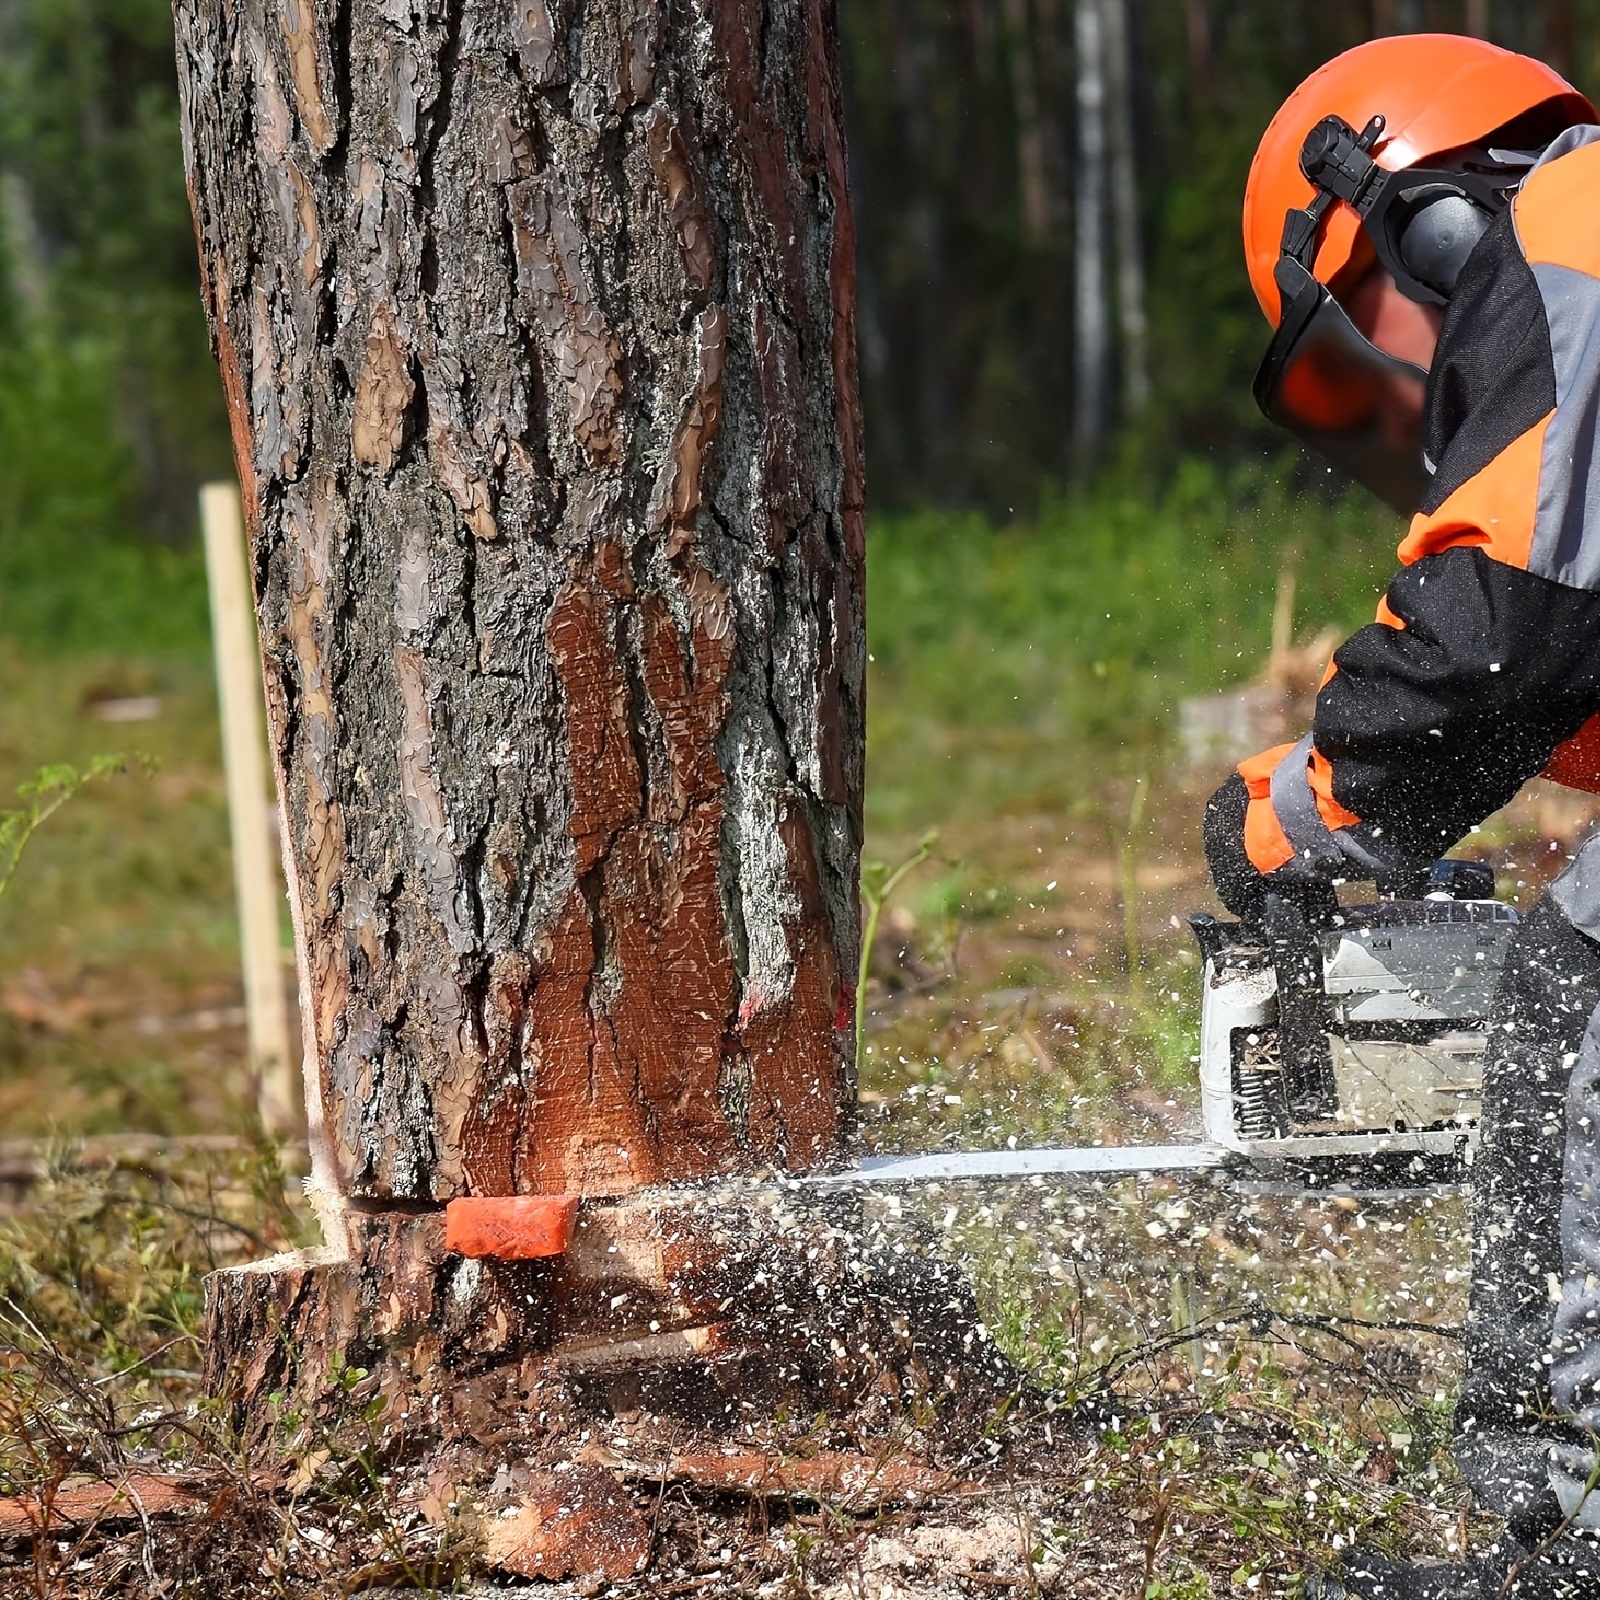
[1238,548,1600,888]
[1212,153,1600,915]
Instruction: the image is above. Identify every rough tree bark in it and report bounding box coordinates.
[173,0,865,1225]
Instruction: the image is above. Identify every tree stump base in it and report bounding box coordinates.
[205,1187,1022,1463]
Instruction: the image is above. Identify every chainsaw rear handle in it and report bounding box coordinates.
[1261,892,1338,1119]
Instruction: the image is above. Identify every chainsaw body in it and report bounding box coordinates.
[1192,884,1517,1173]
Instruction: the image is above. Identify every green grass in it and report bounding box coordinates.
[865,458,1402,833]
[0,331,210,658]
[0,646,242,1135]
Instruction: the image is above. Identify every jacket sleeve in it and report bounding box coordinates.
[1252,549,1600,879]
[1239,142,1600,882]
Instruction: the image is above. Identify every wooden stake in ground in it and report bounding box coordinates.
[201,480,297,1135]
[175,1,864,1222]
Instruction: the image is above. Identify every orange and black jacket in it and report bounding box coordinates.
[1232,126,1600,892]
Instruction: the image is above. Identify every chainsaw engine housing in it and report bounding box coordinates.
[1192,893,1518,1170]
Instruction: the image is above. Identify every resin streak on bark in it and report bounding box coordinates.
[174,0,864,1205]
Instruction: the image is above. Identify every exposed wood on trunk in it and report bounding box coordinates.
[173,0,866,1221]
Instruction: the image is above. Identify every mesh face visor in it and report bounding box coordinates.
[1253,254,1430,514]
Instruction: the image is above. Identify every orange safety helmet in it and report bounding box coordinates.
[1245,34,1592,325]
[1243,35,1593,511]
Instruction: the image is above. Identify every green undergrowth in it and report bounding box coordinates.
[0,332,209,658]
[0,1146,488,1596]
[859,976,1201,1156]
[0,645,242,1136]
[865,459,1400,834]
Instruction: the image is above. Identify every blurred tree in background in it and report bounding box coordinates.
[847,0,1593,507]
[0,0,225,648]
[0,0,1596,566]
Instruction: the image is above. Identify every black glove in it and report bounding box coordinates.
[1203,770,1338,927]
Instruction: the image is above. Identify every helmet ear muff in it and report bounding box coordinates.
[1394,191,1493,298]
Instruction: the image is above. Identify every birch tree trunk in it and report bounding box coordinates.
[1072,0,1108,466]
[1547,0,1574,75]
[1182,0,1212,112]
[172,0,865,1225]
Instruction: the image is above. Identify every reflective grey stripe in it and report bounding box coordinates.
[1328,826,1394,880]
[1514,127,1600,591]
[1268,735,1344,874]
[1529,262,1600,588]
[1548,991,1600,1523]
[1550,1445,1600,1529]
[1268,738,1402,881]
[1552,831,1600,943]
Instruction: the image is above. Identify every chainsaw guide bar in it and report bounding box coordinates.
[808,1129,1470,1193]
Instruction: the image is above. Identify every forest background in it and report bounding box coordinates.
[0,0,1593,1140]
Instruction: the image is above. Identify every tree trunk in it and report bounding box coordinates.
[884,0,959,503]
[1073,0,1108,467]
[1003,0,1054,247]
[1100,0,1145,417]
[1546,0,1574,76]
[173,0,865,1225]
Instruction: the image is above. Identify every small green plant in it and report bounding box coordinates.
[856,828,938,1071]
[1117,773,1148,990]
[0,754,124,900]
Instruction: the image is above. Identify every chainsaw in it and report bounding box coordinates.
[821,858,1514,1188]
